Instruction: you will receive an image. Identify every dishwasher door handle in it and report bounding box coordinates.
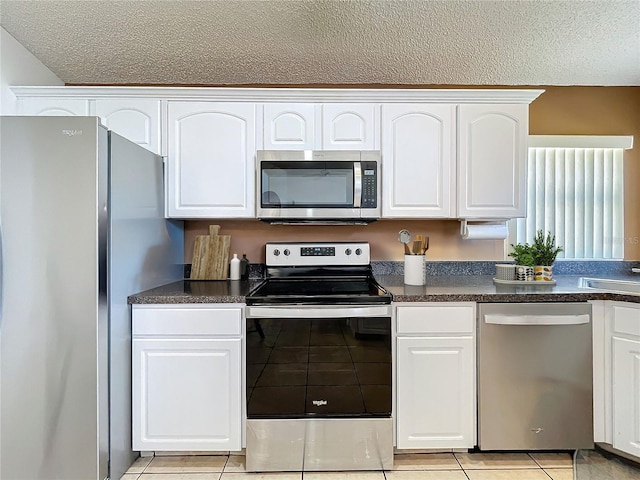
[484,313,590,326]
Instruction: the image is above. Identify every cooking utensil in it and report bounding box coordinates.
[398,229,411,255]
[423,236,430,254]
[414,235,425,254]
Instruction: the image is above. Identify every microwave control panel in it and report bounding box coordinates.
[361,161,377,208]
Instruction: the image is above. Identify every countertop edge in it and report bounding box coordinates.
[127,276,640,305]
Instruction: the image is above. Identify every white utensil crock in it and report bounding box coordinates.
[404,254,426,286]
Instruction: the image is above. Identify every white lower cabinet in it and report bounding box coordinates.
[613,336,640,457]
[593,300,640,460]
[132,305,243,452]
[395,302,476,449]
[610,302,640,458]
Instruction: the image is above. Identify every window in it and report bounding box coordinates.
[510,136,633,260]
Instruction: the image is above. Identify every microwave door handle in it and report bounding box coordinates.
[353,162,362,207]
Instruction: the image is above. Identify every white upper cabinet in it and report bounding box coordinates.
[17,96,162,154]
[94,99,162,154]
[321,103,378,150]
[19,97,91,116]
[262,103,379,150]
[381,104,455,218]
[11,87,543,220]
[263,104,316,150]
[457,104,528,218]
[166,102,256,218]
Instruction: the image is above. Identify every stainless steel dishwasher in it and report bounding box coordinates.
[477,302,594,451]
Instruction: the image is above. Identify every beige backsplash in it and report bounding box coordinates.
[184,219,508,264]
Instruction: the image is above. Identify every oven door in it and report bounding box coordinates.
[245,305,392,419]
[245,304,393,472]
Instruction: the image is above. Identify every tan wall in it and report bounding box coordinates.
[184,219,508,265]
[528,86,640,260]
[184,86,640,263]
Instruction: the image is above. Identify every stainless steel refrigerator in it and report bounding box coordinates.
[0,116,184,480]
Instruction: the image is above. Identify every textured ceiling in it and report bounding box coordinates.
[1,0,639,86]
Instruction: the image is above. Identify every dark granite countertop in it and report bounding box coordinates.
[128,274,640,305]
[128,279,262,304]
[379,275,640,304]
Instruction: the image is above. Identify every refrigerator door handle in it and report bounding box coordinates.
[0,217,3,327]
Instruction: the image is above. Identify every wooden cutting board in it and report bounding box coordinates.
[190,225,231,280]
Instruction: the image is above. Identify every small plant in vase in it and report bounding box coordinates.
[508,242,535,281]
[530,230,563,281]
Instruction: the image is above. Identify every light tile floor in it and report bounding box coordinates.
[121,452,578,479]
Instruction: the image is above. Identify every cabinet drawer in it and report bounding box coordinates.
[397,304,474,334]
[133,306,242,336]
[611,304,640,337]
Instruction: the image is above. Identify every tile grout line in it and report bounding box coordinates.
[127,452,578,479]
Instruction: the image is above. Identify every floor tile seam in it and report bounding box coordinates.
[530,453,573,471]
[457,466,546,470]
[140,456,153,474]
[143,468,227,474]
[541,468,554,479]
[459,467,547,470]
[222,454,231,472]
[528,452,544,469]
[452,452,466,471]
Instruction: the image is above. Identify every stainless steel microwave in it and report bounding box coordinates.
[256,150,381,223]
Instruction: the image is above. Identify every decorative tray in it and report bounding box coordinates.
[493,278,556,286]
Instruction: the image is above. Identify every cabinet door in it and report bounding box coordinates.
[132,337,241,451]
[166,102,256,218]
[321,104,378,150]
[612,336,640,457]
[263,104,316,150]
[458,104,528,218]
[18,97,91,116]
[396,336,475,449]
[94,99,162,154]
[381,104,455,218]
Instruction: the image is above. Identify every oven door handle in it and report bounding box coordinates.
[246,305,390,319]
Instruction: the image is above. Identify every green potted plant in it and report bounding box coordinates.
[531,230,563,265]
[508,231,563,282]
[508,242,535,281]
[508,243,535,267]
[530,230,563,281]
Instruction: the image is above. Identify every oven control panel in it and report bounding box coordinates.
[301,246,335,256]
[265,242,370,266]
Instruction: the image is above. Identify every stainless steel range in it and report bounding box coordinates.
[245,242,393,472]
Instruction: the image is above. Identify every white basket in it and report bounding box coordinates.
[495,264,516,281]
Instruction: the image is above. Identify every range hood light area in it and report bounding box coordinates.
[260,219,376,226]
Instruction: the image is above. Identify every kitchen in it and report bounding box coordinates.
[1,2,640,480]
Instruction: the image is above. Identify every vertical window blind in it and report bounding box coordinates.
[512,146,625,260]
